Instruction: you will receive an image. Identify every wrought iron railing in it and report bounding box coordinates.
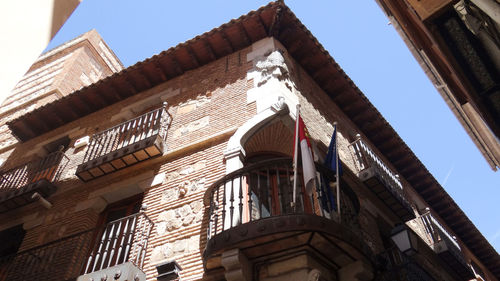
[349,135,403,190]
[206,158,360,240]
[377,248,435,281]
[0,229,93,281]
[348,136,414,211]
[0,150,69,199]
[420,211,464,260]
[83,211,153,275]
[81,103,172,165]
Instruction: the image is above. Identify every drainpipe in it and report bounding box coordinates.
[32,192,52,209]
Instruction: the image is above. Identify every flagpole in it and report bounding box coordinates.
[334,122,341,221]
[292,104,300,210]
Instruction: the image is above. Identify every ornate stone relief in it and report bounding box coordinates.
[307,269,321,281]
[255,50,294,91]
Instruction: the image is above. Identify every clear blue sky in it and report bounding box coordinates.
[47,0,499,252]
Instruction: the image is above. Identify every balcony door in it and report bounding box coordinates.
[101,196,142,225]
[84,195,143,275]
[243,155,313,222]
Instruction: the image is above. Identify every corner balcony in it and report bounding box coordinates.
[76,104,172,182]
[203,158,372,275]
[77,211,153,281]
[0,150,69,213]
[0,230,93,281]
[349,136,415,222]
[419,212,475,280]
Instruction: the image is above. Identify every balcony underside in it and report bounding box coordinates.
[0,179,57,213]
[204,214,373,274]
[434,241,475,280]
[77,261,145,281]
[359,169,415,222]
[76,135,164,182]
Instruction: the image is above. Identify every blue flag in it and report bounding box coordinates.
[321,125,342,212]
[324,125,342,175]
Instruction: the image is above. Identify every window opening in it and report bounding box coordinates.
[0,225,25,258]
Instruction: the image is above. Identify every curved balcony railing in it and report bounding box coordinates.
[206,158,360,241]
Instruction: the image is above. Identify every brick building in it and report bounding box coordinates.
[374,0,500,171]
[0,2,498,281]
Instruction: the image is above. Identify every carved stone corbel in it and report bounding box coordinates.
[221,248,252,281]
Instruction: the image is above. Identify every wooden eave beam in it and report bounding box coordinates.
[77,92,100,111]
[376,139,398,153]
[398,164,421,176]
[48,108,66,128]
[99,83,122,103]
[423,190,443,203]
[391,153,413,166]
[352,113,373,126]
[432,198,452,210]
[412,181,434,193]
[93,86,114,105]
[12,122,36,141]
[311,61,333,81]
[70,96,90,116]
[405,171,428,184]
[87,89,108,109]
[299,49,321,70]
[26,116,49,135]
[169,54,184,76]
[326,79,350,96]
[277,26,297,46]
[152,60,168,81]
[238,22,251,46]
[203,39,217,61]
[219,30,235,53]
[287,35,305,56]
[50,99,76,121]
[341,100,365,115]
[376,129,394,143]
[136,69,153,89]
[110,79,133,99]
[185,45,200,68]
[120,76,139,96]
[268,5,283,37]
[255,13,270,38]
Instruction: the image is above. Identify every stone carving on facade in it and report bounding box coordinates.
[271,96,288,113]
[255,50,294,91]
[307,269,321,281]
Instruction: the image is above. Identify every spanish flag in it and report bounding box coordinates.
[293,115,316,196]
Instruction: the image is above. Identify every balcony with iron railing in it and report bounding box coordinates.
[0,229,93,281]
[349,135,415,222]
[418,211,475,280]
[377,248,436,281]
[203,158,372,274]
[76,103,172,182]
[0,150,69,213]
[77,210,153,281]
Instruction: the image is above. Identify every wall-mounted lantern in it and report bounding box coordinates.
[156,260,182,281]
[391,224,418,256]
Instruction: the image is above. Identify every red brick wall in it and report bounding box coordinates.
[0,45,255,281]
